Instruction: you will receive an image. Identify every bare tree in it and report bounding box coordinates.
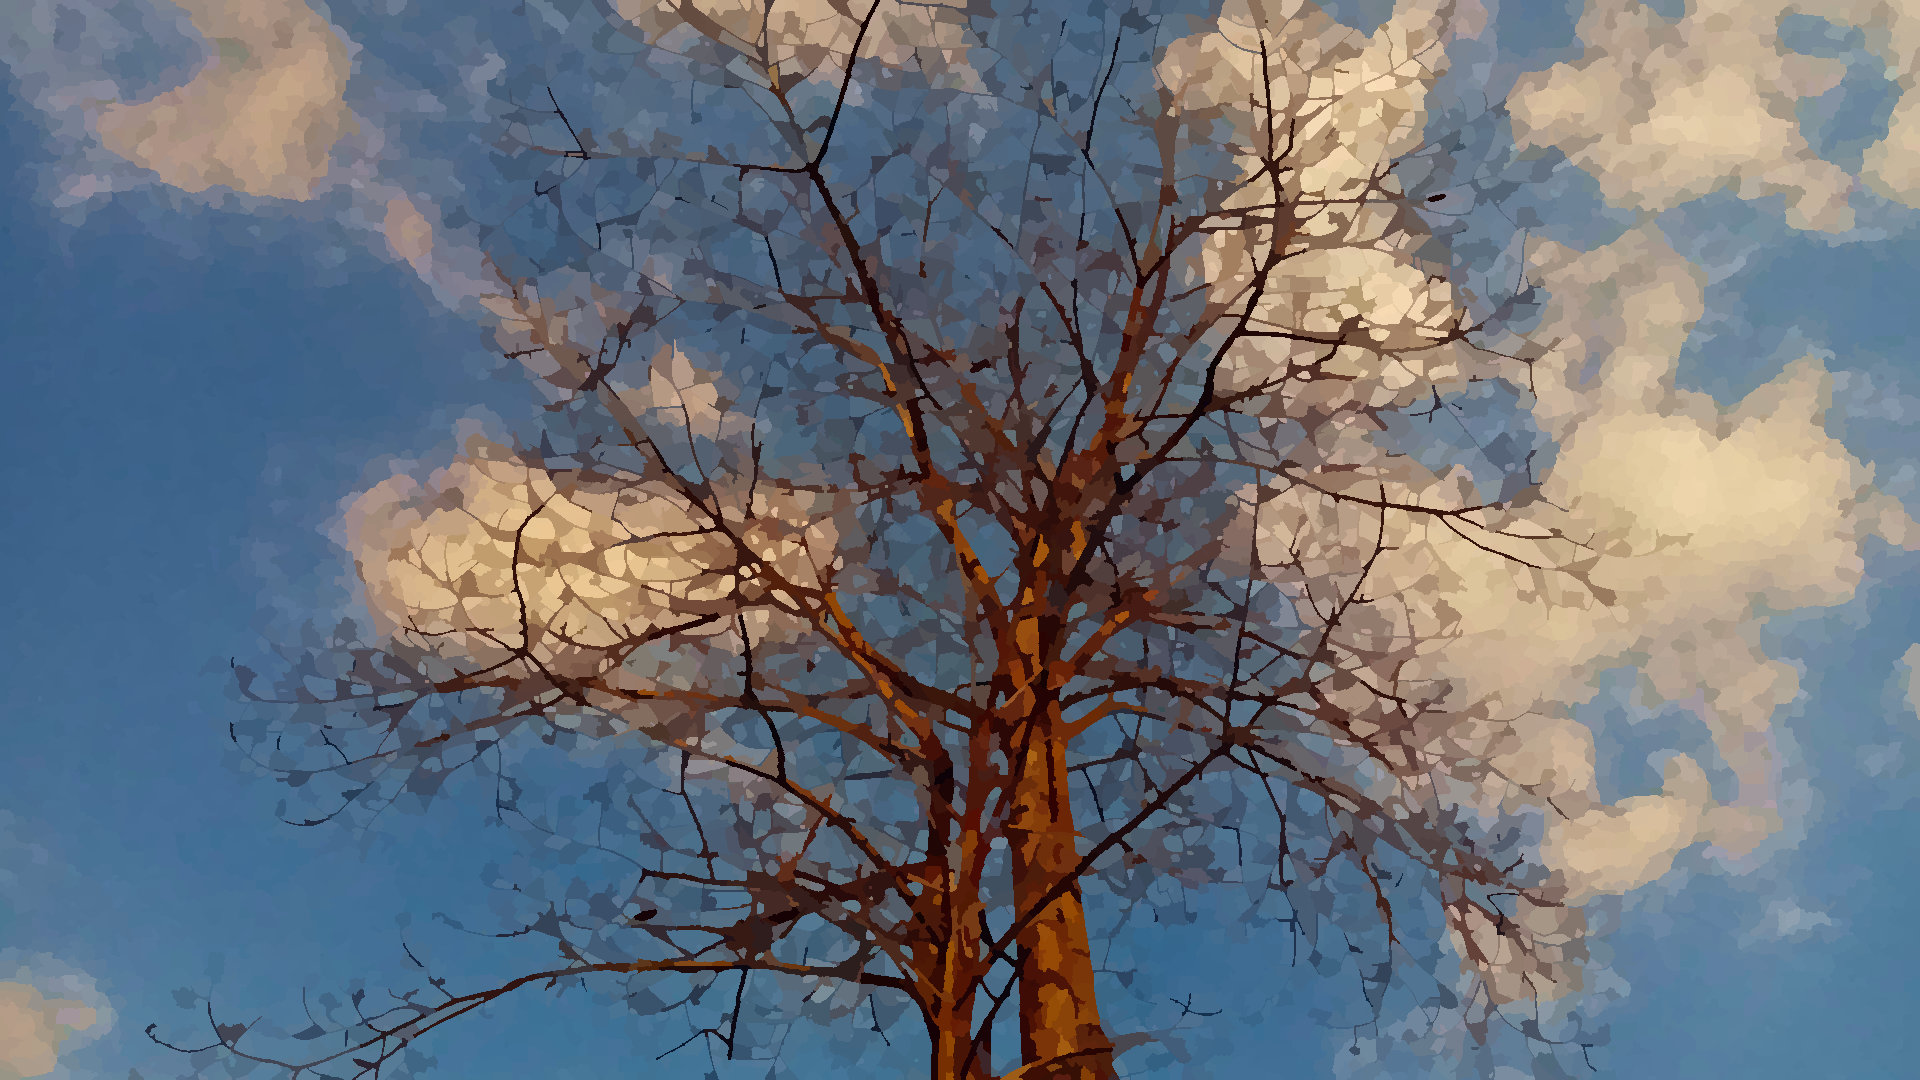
[149,1,1901,1078]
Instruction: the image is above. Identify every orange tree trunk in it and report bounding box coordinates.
[922,864,990,1080]
[1004,709,1117,1080]
[928,992,989,1080]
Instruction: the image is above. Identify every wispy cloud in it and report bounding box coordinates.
[1738,897,1838,946]
[1902,643,1920,722]
[0,952,113,1080]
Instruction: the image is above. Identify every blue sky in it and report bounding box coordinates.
[3,1,1920,1077]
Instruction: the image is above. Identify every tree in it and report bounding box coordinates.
[150,1,1907,1078]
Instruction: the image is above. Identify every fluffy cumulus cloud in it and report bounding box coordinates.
[1140,1,1920,1012]
[337,410,839,684]
[0,0,510,310]
[1164,0,1495,410]
[339,432,733,675]
[1,0,354,202]
[1235,220,1913,956]
[1143,0,1915,970]
[1509,0,1920,231]
[90,0,354,199]
[0,953,112,1080]
[1433,223,1909,902]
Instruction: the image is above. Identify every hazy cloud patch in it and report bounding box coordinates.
[1901,643,1920,722]
[3,0,353,203]
[91,0,354,200]
[1737,896,1837,945]
[0,953,112,1080]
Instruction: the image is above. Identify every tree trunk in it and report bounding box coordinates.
[917,834,990,1080]
[929,995,989,1080]
[1005,714,1117,1080]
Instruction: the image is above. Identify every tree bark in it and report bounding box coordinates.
[929,994,989,1080]
[1005,711,1117,1080]
[915,828,990,1080]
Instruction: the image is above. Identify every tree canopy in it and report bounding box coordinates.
[102,1,1917,1078]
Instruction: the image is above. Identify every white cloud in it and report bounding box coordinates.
[1502,224,1906,793]
[91,0,354,200]
[1509,0,1920,231]
[1167,0,1498,415]
[614,0,977,80]
[1234,222,1914,925]
[1171,3,1911,937]
[1,0,514,317]
[1453,225,1910,891]
[1538,754,1711,902]
[337,415,839,687]
[340,434,731,674]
